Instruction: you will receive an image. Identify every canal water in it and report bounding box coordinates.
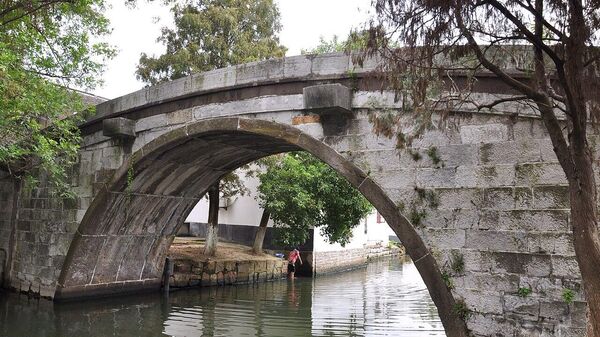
[0,257,445,336]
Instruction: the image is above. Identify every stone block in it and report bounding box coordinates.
[504,295,540,320]
[103,117,136,139]
[303,83,352,116]
[551,256,580,278]
[533,185,569,209]
[437,144,480,168]
[416,168,457,188]
[538,300,569,320]
[482,187,515,210]
[454,288,504,314]
[237,262,252,273]
[478,140,542,165]
[435,188,484,210]
[166,109,192,125]
[283,55,311,78]
[465,230,527,252]
[236,58,284,84]
[462,250,494,272]
[462,272,520,292]
[461,124,510,144]
[236,272,249,283]
[515,163,567,186]
[422,209,479,229]
[467,313,516,336]
[570,301,588,328]
[190,66,237,92]
[490,252,552,276]
[422,228,466,249]
[481,210,569,232]
[310,53,349,76]
[136,114,169,133]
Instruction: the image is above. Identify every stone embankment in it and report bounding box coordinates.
[166,238,287,289]
[312,243,404,275]
[169,258,287,288]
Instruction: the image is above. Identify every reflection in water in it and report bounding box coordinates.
[0,257,445,337]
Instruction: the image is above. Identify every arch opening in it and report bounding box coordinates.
[57,117,467,336]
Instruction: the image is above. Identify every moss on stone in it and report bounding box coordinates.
[481,166,497,178]
[479,143,493,164]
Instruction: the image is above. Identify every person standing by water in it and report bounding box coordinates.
[287,248,302,279]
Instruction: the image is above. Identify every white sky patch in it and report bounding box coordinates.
[93,0,373,99]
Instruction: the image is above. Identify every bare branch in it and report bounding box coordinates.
[475,95,529,110]
[512,0,567,41]
[456,10,542,99]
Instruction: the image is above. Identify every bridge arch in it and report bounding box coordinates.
[56,117,467,336]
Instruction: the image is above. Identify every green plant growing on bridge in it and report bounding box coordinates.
[408,206,427,228]
[441,270,455,290]
[517,287,532,298]
[256,151,373,247]
[359,0,600,331]
[409,149,422,162]
[426,146,444,168]
[452,300,470,321]
[125,161,135,201]
[449,251,465,275]
[0,1,114,198]
[562,288,575,304]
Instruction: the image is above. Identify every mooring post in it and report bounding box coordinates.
[163,257,173,294]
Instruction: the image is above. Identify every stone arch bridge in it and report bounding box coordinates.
[0,53,588,336]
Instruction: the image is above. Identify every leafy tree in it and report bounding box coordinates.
[136,0,286,255]
[136,0,287,85]
[301,32,370,55]
[0,1,114,197]
[256,152,372,248]
[360,0,600,333]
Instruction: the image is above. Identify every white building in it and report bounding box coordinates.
[184,169,398,274]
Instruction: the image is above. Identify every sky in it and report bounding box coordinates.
[94,0,373,99]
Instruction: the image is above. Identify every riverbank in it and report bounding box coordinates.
[166,238,287,289]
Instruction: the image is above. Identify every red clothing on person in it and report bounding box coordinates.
[288,249,300,264]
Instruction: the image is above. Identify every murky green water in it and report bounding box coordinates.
[0,257,445,336]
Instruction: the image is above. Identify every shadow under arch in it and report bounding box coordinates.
[57,117,467,336]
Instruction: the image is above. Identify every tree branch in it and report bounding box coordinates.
[484,0,563,66]
[455,10,542,99]
[0,0,74,27]
[512,0,567,42]
[476,95,529,110]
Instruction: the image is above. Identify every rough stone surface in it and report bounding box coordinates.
[169,258,287,288]
[313,244,402,275]
[0,53,588,336]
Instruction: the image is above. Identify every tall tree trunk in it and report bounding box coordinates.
[204,181,220,256]
[252,209,270,254]
[569,151,600,336]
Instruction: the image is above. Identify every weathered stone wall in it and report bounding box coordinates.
[4,172,79,297]
[313,244,402,275]
[324,110,583,336]
[0,177,17,286]
[169,258,287,288]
